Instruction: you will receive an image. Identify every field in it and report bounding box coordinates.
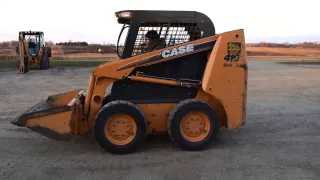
[246,47,320,60]
[0,45,119,61]
[0,61,319,179]
[1,42,320,63]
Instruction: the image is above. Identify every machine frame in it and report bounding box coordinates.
[11,10,248,154]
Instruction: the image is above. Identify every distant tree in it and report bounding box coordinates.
[1,42,10,48]
[11,41,19,46]
[46,41,55,46]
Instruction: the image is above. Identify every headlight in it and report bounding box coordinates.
[116,11,132,19]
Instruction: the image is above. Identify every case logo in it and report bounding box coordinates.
[161,44,194,58]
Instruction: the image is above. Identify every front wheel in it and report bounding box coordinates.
[40,49,50,70]
[93,100,147,154]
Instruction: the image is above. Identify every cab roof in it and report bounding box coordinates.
[19,31,44,36]
[115,10,215,33]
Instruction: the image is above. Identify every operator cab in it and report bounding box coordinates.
[19,31,45,56]
[106,10,218,106]
[114,10,216,84]
[115,10,215,59]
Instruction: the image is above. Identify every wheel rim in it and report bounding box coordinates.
[180,112,211,142]
[104,114,137,145]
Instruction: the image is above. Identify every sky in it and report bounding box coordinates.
[0,0,319,44]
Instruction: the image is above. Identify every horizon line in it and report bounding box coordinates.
[1,40,320,45]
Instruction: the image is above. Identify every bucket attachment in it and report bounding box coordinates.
[11,89,87,141]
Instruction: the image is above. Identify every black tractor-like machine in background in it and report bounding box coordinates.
[15,31,51,73]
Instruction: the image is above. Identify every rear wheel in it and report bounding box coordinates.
[168,99,219,151]
[94,100,147,154]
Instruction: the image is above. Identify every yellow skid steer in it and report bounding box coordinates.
[11,10,248,154]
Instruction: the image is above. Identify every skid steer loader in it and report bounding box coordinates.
[15,31,51,73]
[11,10,248,154]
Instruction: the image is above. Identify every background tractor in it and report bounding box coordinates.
[15,31,51,73]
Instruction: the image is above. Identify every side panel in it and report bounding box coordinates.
[107,79,198,104]
[136,103,176,133]
[87,77,116,130]
[194,90,228,128]
[202,29,247,129]
[130,50,209,82]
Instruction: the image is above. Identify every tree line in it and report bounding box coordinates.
[56,42,89,46]
[1,40,320,48]
[247,42,320,48]
[0,41,117,48]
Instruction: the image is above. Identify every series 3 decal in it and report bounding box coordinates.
[223,42,241,67]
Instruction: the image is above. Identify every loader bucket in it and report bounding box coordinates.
[11,89,86,141]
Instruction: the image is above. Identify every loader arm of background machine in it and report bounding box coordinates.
[18,39,33,74]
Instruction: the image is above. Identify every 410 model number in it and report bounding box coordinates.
[224,53,240,62]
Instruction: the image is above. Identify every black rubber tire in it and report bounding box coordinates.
[93,100,147,154]
[40,52,50,70]
[168,99,219,151]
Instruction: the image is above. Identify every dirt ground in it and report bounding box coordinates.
[0,61,319,180]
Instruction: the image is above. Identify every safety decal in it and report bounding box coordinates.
[224,42,241,62]
[223,42,241,67]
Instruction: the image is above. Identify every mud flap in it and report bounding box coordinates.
[11,89,86,141]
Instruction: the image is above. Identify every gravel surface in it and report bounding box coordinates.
[0,61,319,180]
